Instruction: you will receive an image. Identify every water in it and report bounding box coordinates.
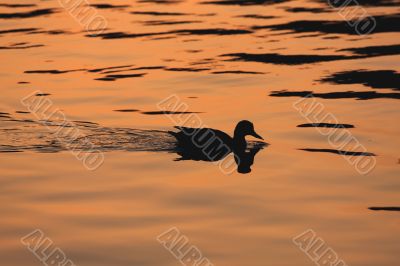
[0,0,399,265]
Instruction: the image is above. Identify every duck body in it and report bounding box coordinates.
[170,126,233,161]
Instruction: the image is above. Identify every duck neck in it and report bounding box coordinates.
[233,130,247,150]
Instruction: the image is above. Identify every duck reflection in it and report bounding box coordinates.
[234,144,264,174]
[170,120,267,173]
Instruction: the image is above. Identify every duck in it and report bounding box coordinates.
[169,120,264,162]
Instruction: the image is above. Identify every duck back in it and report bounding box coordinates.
[169,126,233,161]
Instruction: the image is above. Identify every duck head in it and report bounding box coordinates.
[234,120,264,141]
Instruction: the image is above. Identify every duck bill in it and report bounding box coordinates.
[251,131,264,140]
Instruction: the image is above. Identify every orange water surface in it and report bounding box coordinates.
[0,0,399,265]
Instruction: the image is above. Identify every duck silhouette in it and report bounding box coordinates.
[169,120,266,173]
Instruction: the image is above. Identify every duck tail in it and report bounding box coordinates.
[168,130,179,138]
